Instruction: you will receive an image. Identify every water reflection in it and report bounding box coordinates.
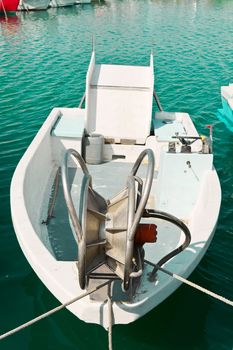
[0,15,20,36]
[19,9,51,21]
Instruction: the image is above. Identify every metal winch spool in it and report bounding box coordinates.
[62,148,155,291]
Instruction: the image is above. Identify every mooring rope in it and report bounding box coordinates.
[1,261,232,346]
[145,260,233,307]
[0,0,8,21]
[0,280,110,341]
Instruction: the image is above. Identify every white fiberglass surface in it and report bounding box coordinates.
[45,161,151,260]
[44,160,184,265]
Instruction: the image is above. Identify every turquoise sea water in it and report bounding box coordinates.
[0,1,233,349]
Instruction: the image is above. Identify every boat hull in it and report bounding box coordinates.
[0,0,20,12]
[76,0,91,3]
[11,106,221,328]
[10,51,221,328]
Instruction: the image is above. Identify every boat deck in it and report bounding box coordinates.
[47,161,139,261]
[44,159,184,304]
[46,160,182,268]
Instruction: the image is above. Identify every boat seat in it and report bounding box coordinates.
[90,64,152,89]
[85,55,154,145]
[51,108,85,138]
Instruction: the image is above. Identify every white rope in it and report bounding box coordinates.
[2,261,231,344]
[145,260,233,307]
[0,280,110,341]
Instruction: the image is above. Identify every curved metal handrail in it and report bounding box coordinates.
[143,209,191,280]
[61,148,158,291]
[77,174,91,289]
[128,149,155,241]
[123,149,155,290]
[61,148,91,243]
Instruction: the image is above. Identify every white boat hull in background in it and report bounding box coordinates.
[49,0,75,7]
[76,0,91,4]
[217,83,233,132]
[18,0,50,10]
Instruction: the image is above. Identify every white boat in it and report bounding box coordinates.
[11,51,221,329]
[49,0,75,7]
[217,83,233,131]
[76,0,91,4]
[18,0,50,10]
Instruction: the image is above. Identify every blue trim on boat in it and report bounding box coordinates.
[222,97,233,119]
[217,97,233,132]
[217,109,233,132]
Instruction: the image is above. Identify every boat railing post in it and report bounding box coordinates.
[61,148,91,243]
[78,92,86,108]
[153,90,163,111]
[123,149,155,290]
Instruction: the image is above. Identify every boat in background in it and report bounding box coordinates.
[49,0,75,7]
[217,83,233,131]
[11,50,221,329]
[0,0,20,14]
[76,0,91,4]
[18,0,50,10]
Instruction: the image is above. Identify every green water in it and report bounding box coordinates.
[0,1,233,349]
